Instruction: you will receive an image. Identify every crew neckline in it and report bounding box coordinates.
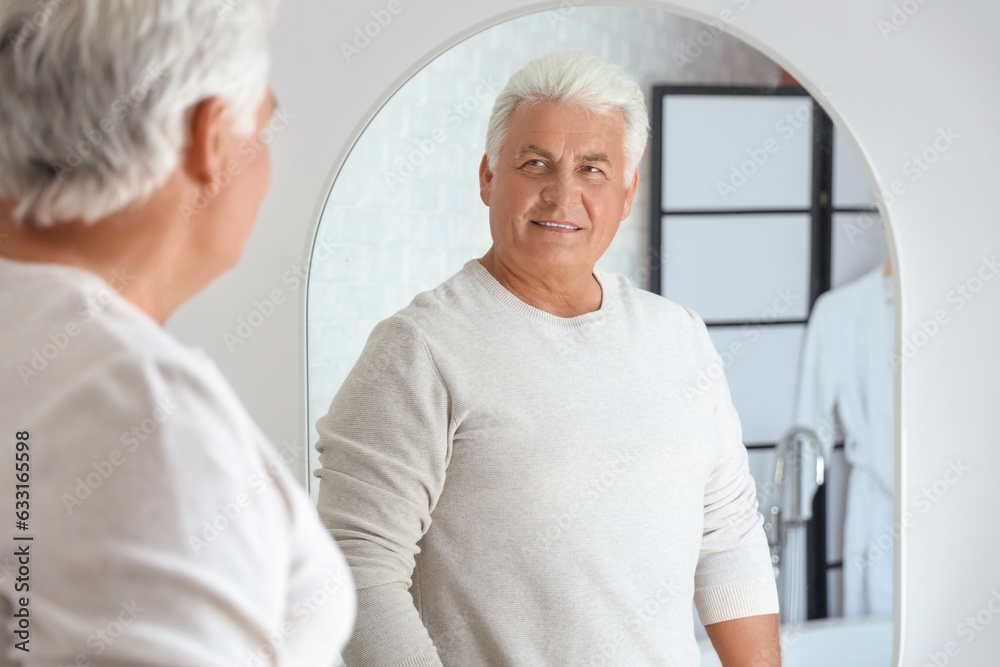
[465,259,615,331]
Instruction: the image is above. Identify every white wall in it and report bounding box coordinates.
[164,1,1000,665]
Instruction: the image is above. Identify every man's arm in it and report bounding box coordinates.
[682,306,782,661]
[705,614,781,667]
[315,315,450,667]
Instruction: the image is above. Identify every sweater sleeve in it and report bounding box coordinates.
[683,307,780,625]
[315,315,450,667]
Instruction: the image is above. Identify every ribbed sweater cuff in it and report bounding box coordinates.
[695,576,780,625]
[390,648,443,667]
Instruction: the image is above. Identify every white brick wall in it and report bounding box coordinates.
[307,6,782,483]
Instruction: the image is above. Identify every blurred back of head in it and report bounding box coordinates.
[0,0,276,228]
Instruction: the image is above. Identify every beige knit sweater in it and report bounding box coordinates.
[316,259,778,667]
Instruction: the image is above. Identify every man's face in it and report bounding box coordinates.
[479,99,638,278]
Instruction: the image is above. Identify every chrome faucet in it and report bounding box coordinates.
[766,426,825,623]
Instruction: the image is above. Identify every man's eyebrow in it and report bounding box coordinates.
[514,144,615,168]
[514,144,555,162]
[579,151,613,165]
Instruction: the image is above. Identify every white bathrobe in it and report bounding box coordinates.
[793,264,894,618]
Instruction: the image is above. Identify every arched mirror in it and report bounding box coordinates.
[306,5,897,665]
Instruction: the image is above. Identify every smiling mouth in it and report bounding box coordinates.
[532,221,582,231]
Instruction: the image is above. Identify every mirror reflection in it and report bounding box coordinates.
[307,5,895,666]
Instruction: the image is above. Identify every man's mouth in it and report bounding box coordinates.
[532,220,582,231]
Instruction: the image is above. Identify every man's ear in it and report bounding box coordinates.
[182,97,230,187]
[479,153,494,207]
[620,167,639,221]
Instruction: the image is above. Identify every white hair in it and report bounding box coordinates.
[485,50,649,177]
[0,0,277,227]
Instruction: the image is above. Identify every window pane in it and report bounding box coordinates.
[661,213,811,321]
[662,94,813,210]
[707,323,806,444]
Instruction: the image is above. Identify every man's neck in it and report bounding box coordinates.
[0,207,192,326]
[478,247,602,318]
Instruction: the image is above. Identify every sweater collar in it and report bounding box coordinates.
[465,259,615,331]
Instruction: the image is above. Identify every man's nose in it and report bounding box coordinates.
[539,171,580,207]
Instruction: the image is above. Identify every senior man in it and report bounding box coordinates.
[0,2,354,664]
[317,51,779,667]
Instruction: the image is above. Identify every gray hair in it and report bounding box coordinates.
[0,0,277,227]
[485,50,649,177]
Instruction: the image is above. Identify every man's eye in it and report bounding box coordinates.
[582,165,603,174]
[525,159,546,167]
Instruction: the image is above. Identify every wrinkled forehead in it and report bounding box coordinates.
[504,100,628,159]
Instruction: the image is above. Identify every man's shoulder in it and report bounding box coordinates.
[0,263,267,479]
[0,259,209,393]
[388,259,494,331]
[599,269,702,325]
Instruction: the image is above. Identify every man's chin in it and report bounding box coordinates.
[519,251,596,276]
